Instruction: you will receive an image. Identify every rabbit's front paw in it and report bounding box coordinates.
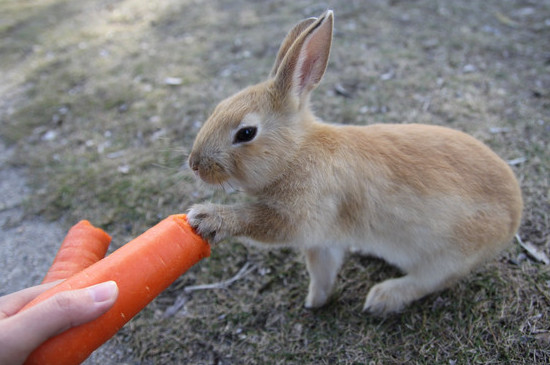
[305,286,331,309]
[187,204,229,243]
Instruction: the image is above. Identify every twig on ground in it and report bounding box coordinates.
[516,234,550,265]
[163,295,188,318]
[507,157,527,166]
[184,262,255,293]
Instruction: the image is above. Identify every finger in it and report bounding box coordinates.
[0,281,118,364]
[26,280,119,334]
[0,281,62,319]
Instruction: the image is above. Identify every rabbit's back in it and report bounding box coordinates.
[307,123,523,266]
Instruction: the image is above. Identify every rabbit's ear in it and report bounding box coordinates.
[270,17,317,78]
[273,10,333,102]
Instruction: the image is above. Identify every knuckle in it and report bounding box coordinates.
[53,292,74,312]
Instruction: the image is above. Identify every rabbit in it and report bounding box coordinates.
[187,10,523,316]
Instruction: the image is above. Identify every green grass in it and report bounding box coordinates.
[1,0,549,364]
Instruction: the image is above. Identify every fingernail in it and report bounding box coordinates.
[88,281,118,303]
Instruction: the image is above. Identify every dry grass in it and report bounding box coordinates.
[1,0,549,364]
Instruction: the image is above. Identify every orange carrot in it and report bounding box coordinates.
[41,220,111,284]
[21,214,210,365]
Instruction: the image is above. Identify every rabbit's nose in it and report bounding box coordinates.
[188,153,200,174]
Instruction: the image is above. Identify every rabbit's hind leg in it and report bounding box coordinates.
[304,246,346,309]
[363,257,467,316]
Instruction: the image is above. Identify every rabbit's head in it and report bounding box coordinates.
[189,11,334,192]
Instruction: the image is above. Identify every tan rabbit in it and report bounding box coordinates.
[187,10,523,315]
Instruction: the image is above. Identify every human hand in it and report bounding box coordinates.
[0,280,118,365]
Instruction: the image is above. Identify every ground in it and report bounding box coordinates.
[0,0,549,364]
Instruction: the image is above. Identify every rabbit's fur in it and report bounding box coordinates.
[187,11,523,315]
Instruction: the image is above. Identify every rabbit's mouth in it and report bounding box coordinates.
[188,151,231,185]
[193,162,231,186]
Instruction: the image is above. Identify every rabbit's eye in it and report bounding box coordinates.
[234,126,257,144]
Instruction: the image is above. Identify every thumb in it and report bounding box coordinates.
[0,281,118,365]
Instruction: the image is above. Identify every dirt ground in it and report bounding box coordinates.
[1,0,549,364]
